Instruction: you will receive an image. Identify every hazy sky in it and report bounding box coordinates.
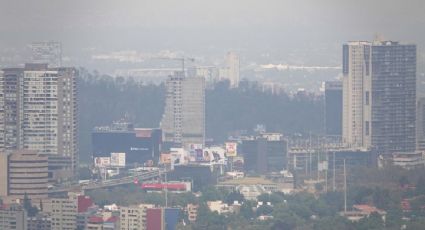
[0,0,424,65]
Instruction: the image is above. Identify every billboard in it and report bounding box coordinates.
[110,152,126,167]
[94,157,111,167]
[225,142,238,157]
[92,128,162,165]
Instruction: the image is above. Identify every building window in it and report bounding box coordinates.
[365,121,370,136]
[365,91,370,105]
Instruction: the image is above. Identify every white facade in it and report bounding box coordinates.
[342,42,372,149]
[221,52,240,88]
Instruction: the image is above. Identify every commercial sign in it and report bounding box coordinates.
[225,142,238,157]
[94,157,111,167]
[110,152,126,167]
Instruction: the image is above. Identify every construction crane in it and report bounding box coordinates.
[156,57,195,73]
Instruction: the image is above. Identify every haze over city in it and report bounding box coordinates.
[1,1,425,230]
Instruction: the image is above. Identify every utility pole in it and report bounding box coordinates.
[344,159,347,213]
[333,151,336,191]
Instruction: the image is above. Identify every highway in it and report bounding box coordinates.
[48,169,166,194]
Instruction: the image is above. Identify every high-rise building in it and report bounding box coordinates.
[342,41,416,153]
[342,41,372,149]
[0,64,78,177]
[160,71,205,147]
[324,81,343,136]
[30,41,62,68]
[417,97,425,151]
[220,52,240,88]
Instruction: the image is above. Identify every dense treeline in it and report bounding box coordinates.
[77,70,324,162]
[207,80,323,142]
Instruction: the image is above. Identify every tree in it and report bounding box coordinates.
[416,176,425,195]
[399,175,409,188]
[240,201,255,219]
[23,193,38,217]
[225,191,244,205]
[200,186,224,202]
[256,204,273,216]
[354,212,385,230]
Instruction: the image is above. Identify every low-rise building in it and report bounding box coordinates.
[119,204,154,230]
[379,152,425,169]
[0,204,27,230]
[27,213,52,230]
[341,204,386,222]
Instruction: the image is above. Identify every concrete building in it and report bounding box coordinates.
[342,41,373,149]
[0,153,8,197]
[221,52,240,88]
[0,204,27,230]
[119,204,154,230]
[27,213,52,230]
[0,64,78,178]
[342,41,416,153]
[160,71,205,147]
[417,97,425,150]
[30,41,62,68]
[7,150,48,200]
[325,81,343,136]
[42,195,78,230]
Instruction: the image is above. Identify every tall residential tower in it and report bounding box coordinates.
[342,41,416,153]
[161,71,205,147]
[0,64,78,177]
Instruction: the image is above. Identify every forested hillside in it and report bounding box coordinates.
[78,70,324,162]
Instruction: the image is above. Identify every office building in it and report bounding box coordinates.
[30,41,62,68]
[161,71,205,147]
[27,213,52,230]
[0,204,27,230]
[241,133,287,174]
[324,81,343,136]
[42,195,78,230]
[7,150,48,200]
[0,64,78,177]
[221,52,240,88]
[145,208,180,230]
[417,97,425,150]
[92,121,162,165]
[342,41,416,153]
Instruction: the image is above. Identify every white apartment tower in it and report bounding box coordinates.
[222,52,240,88]
[342,41,372,149]
[161,71,205,147]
